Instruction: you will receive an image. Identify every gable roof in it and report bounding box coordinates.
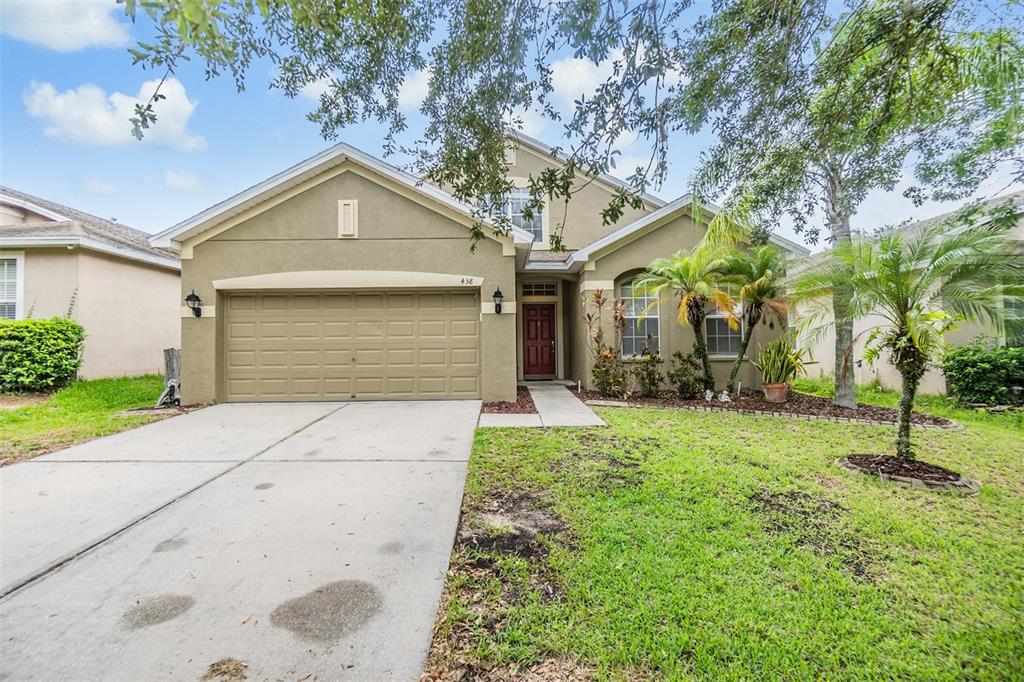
[150,142,535,251]
[0,186,180,270]
[509,132,667,209]
[524,194,810,271]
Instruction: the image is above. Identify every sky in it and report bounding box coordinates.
[0,0,1018,252]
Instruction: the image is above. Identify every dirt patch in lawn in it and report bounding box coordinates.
[424,492,574,678]
[554,429,654,489]
[0,393,50,410]
[575,388,953,427]
[481,386,538,414]
[750,489,878,582]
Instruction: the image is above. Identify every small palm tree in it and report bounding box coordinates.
[634,248,735,390]
[792,219,1024,459]
[713,245,790,393]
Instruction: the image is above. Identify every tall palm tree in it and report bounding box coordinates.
[792,219,1024,460]
[634,248,735,390]
[713,245,789,393]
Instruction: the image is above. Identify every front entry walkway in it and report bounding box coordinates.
[478,383,605,428]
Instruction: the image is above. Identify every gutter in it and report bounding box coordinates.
[0,236,181,271]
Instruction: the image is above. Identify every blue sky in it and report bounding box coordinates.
[0,1,1017,250]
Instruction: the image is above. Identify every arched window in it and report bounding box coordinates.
[619,277,659,356]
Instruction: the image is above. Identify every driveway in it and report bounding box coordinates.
[0,401,480,681]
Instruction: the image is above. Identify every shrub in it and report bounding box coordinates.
[667,350,703,399]
[942,339,1024,405]
[583,290,628,398]
[0,317,86,392]
[630,343,664,398]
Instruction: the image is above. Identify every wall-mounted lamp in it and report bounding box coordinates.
[492,288,504,314]
[185,290,203,317]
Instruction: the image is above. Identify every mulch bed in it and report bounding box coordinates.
[573,387,953,428]
[481,385,537,414]
[844,454,962,483]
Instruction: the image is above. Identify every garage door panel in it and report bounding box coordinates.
[224,290,481,401]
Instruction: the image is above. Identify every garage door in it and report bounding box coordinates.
[223,290,481,401]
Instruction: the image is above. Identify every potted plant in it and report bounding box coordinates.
[754,338,809,402]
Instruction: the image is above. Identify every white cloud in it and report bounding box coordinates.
[397,68,432,111]
[164,169,201,191]
[299,75,334,101]
[506,107,546,138]
[0,0,131,52]
[83,179,117,194]
[549,50,622,111]
[23,77,206,151]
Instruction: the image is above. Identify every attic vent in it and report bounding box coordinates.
[503,145,516,165]
[338,200,358,238]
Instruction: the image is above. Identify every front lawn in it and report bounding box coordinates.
[426,387,1023,679]
[0,375,168,465]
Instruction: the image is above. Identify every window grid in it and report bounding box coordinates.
[522,282,558,297]
[0,258,16,320]
[705,308,743,356]
[619,279,659,357]
[507,188,543,242]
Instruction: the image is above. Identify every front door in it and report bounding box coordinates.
[523,303,556,376]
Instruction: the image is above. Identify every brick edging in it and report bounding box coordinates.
[584,399,962,431]
[834,457,980,495]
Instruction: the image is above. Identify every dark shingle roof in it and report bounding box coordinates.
[0,185,177,262]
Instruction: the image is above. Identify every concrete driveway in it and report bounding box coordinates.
[0,400,480,681]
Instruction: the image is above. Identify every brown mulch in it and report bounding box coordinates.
[481,386,538,414]
[573,387,953,427]
[844,454,962,483]
[200,658,248,681]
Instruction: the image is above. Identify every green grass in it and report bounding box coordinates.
[0,375,167,464]
[431,385,1024,680]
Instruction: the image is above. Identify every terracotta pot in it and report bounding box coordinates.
[762,383,789,403]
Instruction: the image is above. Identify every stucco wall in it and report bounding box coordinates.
[507,144,656,250]
[568,213,785,391]
[75,250,181,378]
[180,167,517,404]
[19,247,180,379]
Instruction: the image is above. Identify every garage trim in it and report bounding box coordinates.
[212,270,484,290]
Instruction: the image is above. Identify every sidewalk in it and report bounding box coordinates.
[478,383,605,428]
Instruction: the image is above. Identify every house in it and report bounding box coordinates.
[0,187,181,379]
[796,191,1024,395]
[150,136,808,404]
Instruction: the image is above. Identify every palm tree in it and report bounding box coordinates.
[634,248,735,391]
[792,219,1024,460]
[713,245,789,393]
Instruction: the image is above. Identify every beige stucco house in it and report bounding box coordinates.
[796,191,1024,395]
[0,187,181,379]
[150,136,808,404]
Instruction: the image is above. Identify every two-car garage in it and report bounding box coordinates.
[223,289,482,401]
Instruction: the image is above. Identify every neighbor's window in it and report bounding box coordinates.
[620,278,659,356]
[0,257,17,320]
[506,188,543,242]
[705,304,743,356]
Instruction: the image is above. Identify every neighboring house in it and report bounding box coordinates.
[150,136,808,404]
[0,187,181,379]
[796,191,1024,395]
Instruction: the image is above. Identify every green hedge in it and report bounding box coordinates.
[0,318,86,392]
[942,339,1024,405]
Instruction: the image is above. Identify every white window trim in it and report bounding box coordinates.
[0,250,25,320]
[620,278,660,358]
[705,304,744,357]
[506,177,549,248]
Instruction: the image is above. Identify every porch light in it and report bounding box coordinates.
[185,290,203,317]
[492,288,504,314]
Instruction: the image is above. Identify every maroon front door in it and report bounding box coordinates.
[523,303,556,376]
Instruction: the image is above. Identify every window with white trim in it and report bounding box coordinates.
[0,256,18,320]
[705,300,743,356]
[619,278,659,356]
[506,188,543,242]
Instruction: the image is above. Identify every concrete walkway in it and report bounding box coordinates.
[0,400,480,682]
[478,383,604,428]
